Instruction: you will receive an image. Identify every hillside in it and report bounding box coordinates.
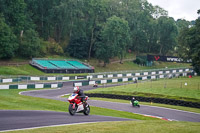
[0,55,191,76]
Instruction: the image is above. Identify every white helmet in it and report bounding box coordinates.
[74,86,79,93]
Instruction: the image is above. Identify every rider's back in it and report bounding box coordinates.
[78,89,85,97]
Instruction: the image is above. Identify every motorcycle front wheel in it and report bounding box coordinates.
[83,104,90,115]
[69,104,77,115]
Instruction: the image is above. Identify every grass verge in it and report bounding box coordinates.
[86,77,200,103]
[0,64,87,76]
[5,121,200,133]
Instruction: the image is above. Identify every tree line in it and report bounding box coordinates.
[0,0,198,67]
[178,10,200,75]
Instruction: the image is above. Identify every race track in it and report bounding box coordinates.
[1,81,200,131]
[21,82,200,122]
[0,110,131,132]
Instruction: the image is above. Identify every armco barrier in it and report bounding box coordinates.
[0,76,86,83]
[0,82,63,89]
[73,72,190,87]
[85,93,200,108]
[0,68,194,83]
[0,78,21,83]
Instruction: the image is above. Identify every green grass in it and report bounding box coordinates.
[0,64,87,76]
[0,65,43,75]
[88,53,190,73]
[89,59,190,73]
[86,77,200,103]
[0,89,155,120]
[0,89,67,111]
[6,121,200,133]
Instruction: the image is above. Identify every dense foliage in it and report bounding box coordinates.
[178,10,200,75]
[0,14,17,59]
[0,0,197,67]
[95,16,130,66]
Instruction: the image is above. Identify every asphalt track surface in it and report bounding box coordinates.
[0,110,132,132]
[1,81,200,131]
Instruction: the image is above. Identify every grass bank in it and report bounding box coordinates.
[6,121,200,133]
[0,64,87,76]
[0,54,191,75]
[86,77,200,103]
[93,60,190,73]
[0,62,191,76]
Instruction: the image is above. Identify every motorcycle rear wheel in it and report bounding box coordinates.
[69,104,77,115]
[83,104,90,115]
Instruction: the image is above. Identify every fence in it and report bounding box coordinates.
[0,67,195,85]
[74,70,194,87]
[0,82,63,89]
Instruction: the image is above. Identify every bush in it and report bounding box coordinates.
[47,38,64,55]
[39,39,64,56]
[133,57,146,66]
[19,29,41,58]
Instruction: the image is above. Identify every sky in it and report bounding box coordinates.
[147,0,200,21]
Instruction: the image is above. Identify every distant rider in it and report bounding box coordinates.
[131,97,136,104]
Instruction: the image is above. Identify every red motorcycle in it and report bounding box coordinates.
[68,93,90,115]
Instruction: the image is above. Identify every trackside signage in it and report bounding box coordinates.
[147,55,192,63]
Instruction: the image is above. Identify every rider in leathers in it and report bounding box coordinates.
[74,86,85,102]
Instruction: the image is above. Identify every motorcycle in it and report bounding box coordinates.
[130,97,140,107]
[93,82,98,87]
[68,93,90,115]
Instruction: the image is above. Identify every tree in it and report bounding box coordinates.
[178,10,200,74]
[84,0,108,60]
[1,0,27,36]
[96,16,130,66]
[0,14,17,59]
[19,29,41,58]
[176,19,190,33]
[25,0,61,40]
[67,37,89,59]
[156,16,178,55]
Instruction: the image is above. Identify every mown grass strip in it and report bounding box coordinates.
[5,120,200,133]
[0,64,87,76]
[86,77,200,103]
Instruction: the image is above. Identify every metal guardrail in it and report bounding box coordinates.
[89,67,192,75]
[0,67,194,84]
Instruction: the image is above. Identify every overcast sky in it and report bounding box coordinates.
[147,0,200,21]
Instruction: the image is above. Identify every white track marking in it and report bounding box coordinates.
[19,88,61,95]
[0,121,116,132]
